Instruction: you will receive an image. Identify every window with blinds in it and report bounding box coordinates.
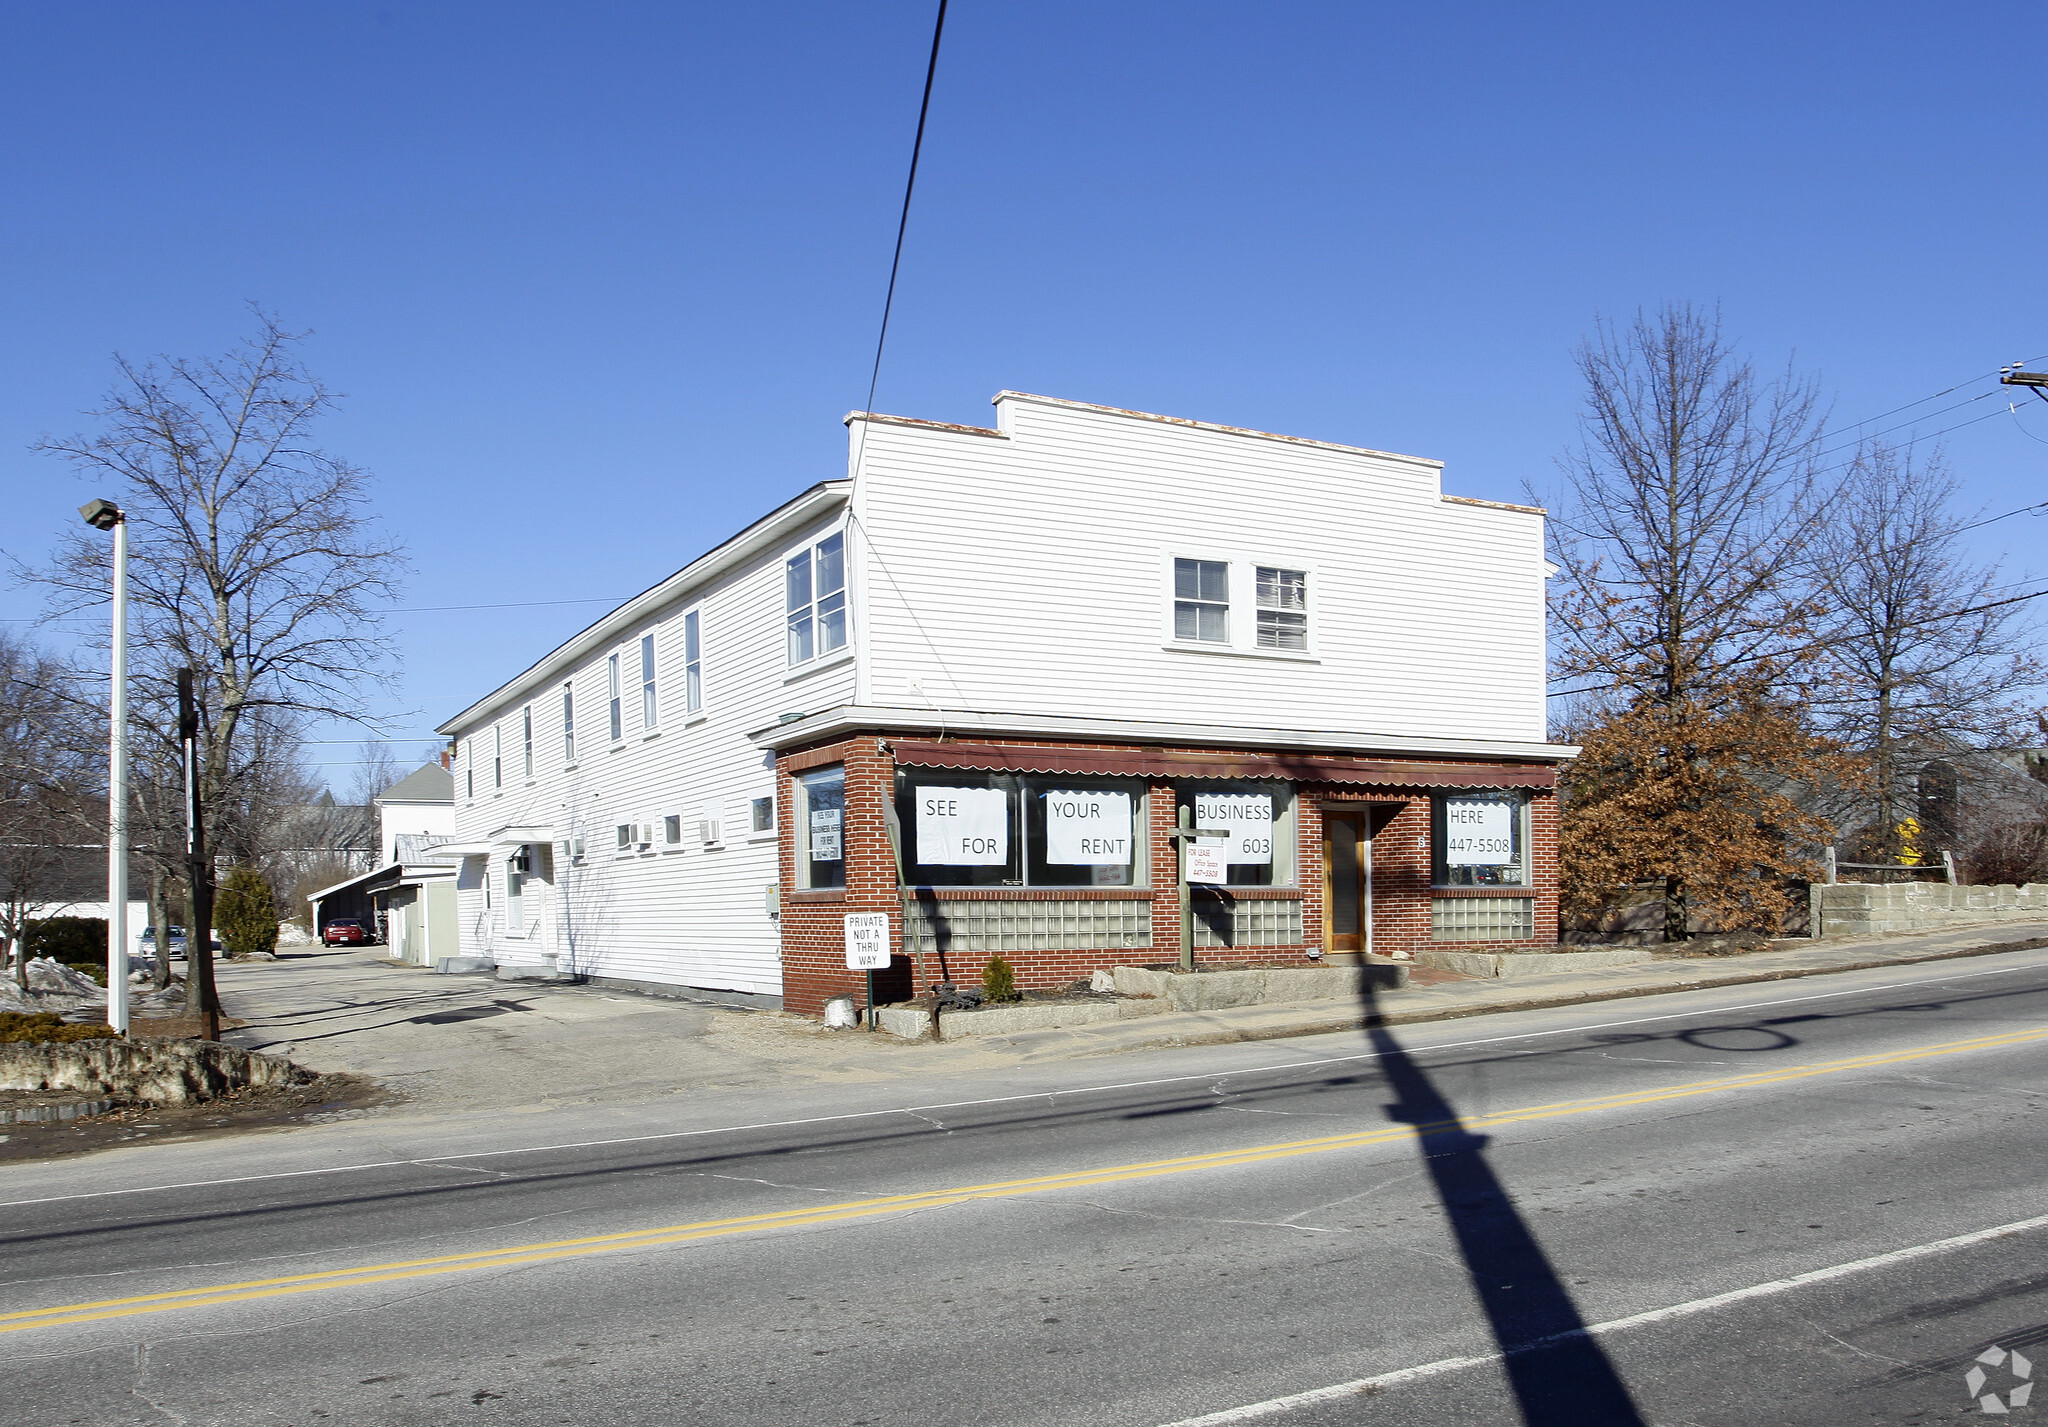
[1256,567,1308,649]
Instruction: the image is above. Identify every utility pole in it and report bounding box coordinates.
[178,669,221,1041]
[78,499,129,1034]
[2000,365,2048,403]
[1167,804,1229,972]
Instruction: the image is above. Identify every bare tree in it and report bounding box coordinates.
[1805,444,2047,861]
[1545,303,1828,708]
[16,312,406,991]
[0,633,101,988]
[1544,306,1850,939]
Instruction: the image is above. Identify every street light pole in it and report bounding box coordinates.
[79,499,129,1034]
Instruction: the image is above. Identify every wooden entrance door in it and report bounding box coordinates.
[1323,813,1372,956]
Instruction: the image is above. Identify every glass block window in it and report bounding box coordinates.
[1432,897,1535,941]
[1173,558,1229,642]
[1192,896,1305,949]
[1256,567,1307,650]
[900,897,1152,957]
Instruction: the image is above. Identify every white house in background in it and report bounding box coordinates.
[304,762,458,966]
[375,762,457,864]
[433,390,1568,1011]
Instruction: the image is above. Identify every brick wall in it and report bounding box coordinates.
[775,733,1562,1016]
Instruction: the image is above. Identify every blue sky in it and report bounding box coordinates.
[3,2,2044,787]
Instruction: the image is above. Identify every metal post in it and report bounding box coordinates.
[1177,805,1193,972]
[106,514,130,1034]
[865,967,876,1030]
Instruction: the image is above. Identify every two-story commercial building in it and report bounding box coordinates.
[435,391,1573,1014]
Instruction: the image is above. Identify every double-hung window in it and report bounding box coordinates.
[683,610,702,713]
[1173,559,1229,643]
[786,532,847,666]
[1256,567,1308,650]
[607,653,622,742]
[493,724,503,790]
[521,705,534,778]
[562,684,576,764]
[640,633,657,729]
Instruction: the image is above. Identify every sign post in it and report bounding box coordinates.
[1168,805,1229,973]
[844,912,890,1028]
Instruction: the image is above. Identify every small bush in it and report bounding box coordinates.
[980,955,1019,1004]
[0,1011,118,1044]
[216,866,281,958]
[24,917,107,966]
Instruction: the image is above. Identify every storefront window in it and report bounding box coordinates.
[895,772,1149,888]
[1174,782,1295,886]
[796,766,846,889]
[1433,792,1529,887]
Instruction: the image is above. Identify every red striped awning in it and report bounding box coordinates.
[886,741,1555,789]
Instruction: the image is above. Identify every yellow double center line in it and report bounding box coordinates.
[6,1024,2045,1336]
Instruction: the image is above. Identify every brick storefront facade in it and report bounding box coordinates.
[773,731,1561,1018]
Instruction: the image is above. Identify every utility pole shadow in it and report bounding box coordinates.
[1362,981,1645,1424]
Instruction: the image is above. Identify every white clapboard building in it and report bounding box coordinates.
[435,391,1571,1011]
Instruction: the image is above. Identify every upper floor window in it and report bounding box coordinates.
[1173,559,1229,643]
[464,741,473,800]
[493,723,503,790]
[521,705,534,778]
[786,532,847,666]
[607,653,623,742]
[562,684,576,764]
[1256,567,1308,650]
[683,610,702,713]
[1169,557,1313,655]
[640,633,657,728]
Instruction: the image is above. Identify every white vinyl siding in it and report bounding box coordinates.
[853,395,1546,741]
[442,503,852,1000]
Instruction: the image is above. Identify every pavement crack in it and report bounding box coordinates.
[131,1340,188,1425]
[1794,1314,1916,1370]
[1068,1199,1348,1236]
[1281,1169,1423,1224]
[904,1110,951,1133]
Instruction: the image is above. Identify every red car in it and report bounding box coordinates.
[321,918,372,945]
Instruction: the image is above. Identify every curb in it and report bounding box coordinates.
[1050,933,2048,1056]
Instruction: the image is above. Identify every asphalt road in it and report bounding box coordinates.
[5,948,2048,1426]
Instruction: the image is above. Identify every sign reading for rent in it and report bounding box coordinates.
[915,786,1009,865]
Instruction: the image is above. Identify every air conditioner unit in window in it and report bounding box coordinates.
[699,820,722,847]
[568,837,586,866]
[638,822,657,850]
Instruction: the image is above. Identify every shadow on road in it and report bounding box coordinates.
[1361,978,1646,1424]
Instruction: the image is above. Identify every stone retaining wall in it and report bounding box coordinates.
[0,1039,310,1106]
[1816,883,2048,937]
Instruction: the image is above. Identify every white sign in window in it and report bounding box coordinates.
[1444,797,1514,866]
[1194,793,1274,865]
[844,912,890,970]
[1043,790,1132,866]
[915,786,1009,865]
[809,806,842,861]
[1184,840,1227,884]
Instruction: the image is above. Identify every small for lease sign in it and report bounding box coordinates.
[1444,797,1513,866]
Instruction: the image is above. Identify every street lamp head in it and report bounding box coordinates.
[78,498,123,531]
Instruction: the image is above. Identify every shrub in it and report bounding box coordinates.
[0,1011,118,1044]
[24,917,107,966]
[215,866,280,958]
[980,955,1019,1004]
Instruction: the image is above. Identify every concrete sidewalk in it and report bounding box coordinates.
[949,920,2048,1059]
[212,922,2048,1121]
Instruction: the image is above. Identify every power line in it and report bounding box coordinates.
[864,0,949,420]
[1547,584,2048,700]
